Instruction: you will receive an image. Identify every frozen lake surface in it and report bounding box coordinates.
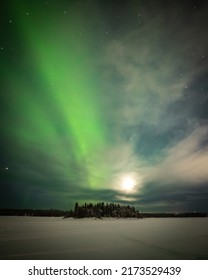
[0,216,208,259]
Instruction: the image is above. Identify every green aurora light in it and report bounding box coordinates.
[7,1,110,190]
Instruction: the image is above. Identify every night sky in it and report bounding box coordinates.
[1,0,208,212]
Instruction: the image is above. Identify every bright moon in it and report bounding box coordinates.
[122,176,135,192]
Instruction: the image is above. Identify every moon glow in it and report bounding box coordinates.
[121,176,135,192]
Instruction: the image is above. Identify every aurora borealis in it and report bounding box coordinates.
[1,0,208,212]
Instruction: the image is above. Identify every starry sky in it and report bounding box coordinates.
[1,0,208,212]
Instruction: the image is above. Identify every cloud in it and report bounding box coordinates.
[100,8,208,131]
[145,125,208,186]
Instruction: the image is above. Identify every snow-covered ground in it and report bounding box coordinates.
[0,216,208,259]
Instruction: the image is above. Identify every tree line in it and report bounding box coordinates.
[0,206,207,218]
[0,202,142,218]
[70,202,142,219]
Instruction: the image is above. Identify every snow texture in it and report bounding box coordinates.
[0,216,208,259]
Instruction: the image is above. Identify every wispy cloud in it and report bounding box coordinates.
[100,5,208,132]
[146,125,208,186]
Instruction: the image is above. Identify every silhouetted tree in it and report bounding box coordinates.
[72,202,142,219]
